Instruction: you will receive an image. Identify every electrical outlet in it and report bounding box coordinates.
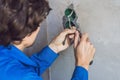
[63,4,79,29]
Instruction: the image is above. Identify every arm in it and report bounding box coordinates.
[30,46,58,75]
[72,33,95,80]
[71,66,88,80]
[30,28,77,75]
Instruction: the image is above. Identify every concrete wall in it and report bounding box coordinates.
[24,0,120,80]
[47,0,120,80]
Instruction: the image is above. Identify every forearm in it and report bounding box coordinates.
[31,46,59,75]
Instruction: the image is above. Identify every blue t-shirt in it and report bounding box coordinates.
[0,45,88,80]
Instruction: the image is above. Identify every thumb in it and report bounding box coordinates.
[74,31,80,48]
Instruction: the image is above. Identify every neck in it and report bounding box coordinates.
[13,44,25,51]
[13,44,32,56]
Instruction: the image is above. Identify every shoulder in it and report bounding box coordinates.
[0,57,42,80]
[0,46,43,80]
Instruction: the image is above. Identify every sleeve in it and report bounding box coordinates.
[6,65,43,80]
[30,46,59,75]
[71,66,88,80]
[22,72,43,80]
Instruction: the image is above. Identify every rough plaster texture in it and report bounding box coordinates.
[24,0,120,80]
[47,0,120,80]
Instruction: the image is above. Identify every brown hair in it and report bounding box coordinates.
[0,0,51,46]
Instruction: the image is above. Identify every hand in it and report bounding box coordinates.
[49,28,76,53]
[74,32,95,70]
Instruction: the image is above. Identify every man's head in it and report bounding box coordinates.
[0,0,51,47]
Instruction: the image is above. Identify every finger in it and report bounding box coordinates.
[77,30,82,38]
[87,42,91,53]
[66,36,71,46]
[74,31,80,48]
[80,33,89,42]
[90,45,95,57]
[69,34,75,39]
[71,26,77,29]
[61,29,76,37]
[87,38,90,42]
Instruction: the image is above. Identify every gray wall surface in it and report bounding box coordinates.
[24,0,120,80]
[47,0,120,80]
